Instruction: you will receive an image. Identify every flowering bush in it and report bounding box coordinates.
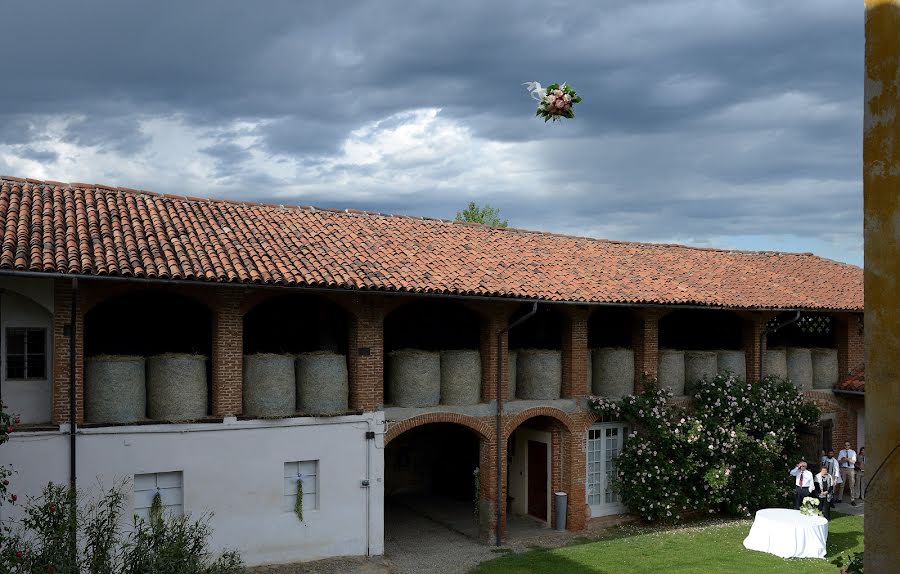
[589,374,819,522]
[800,496,823,517]
[524,81,583,121]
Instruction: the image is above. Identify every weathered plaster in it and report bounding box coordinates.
[864,1,900,572]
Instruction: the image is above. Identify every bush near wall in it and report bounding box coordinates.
[589,374,819,522]
[0,481,245,574]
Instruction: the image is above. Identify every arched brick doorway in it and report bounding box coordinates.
[384,416,492,543]
[503,408,581,534]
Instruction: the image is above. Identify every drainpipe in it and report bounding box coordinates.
[759,310,800,379]
[0,289,4,405]
[494,302,537,547]
[68,277,78,567]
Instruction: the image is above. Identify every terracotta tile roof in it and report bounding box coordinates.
[0,176,863,310]
[835,368,865,393]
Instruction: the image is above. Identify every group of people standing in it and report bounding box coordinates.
[790,442,866,519]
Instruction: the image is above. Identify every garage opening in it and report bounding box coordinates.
[385,423,484,540]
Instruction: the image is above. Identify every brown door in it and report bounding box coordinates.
[527,440,548,520]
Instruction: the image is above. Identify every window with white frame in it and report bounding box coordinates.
[283,460,318,512]
[5,327,47,379]
[134,471,183,521]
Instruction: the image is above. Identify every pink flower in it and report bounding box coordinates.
[555,99,565,109]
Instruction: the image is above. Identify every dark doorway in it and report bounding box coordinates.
[527,440,548,520]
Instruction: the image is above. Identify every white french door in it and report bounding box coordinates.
[586,423,628,517]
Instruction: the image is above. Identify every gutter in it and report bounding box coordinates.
[0,269,859,315]
[494,302,537,547]
[68,277,78,566]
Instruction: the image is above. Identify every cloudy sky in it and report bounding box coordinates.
[0,1,863,265]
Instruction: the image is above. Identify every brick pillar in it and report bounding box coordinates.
[561,306,589,399]
[480,309,511,402]
[52,279,84,424]
[564,416,589,531]
[632,309,664,392]
[348,297,385,412]
[741,312,773,381]
[836,313,865,377]
[211,288,243,417]
[478,435,503,542]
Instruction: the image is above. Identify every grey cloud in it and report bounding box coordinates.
[0,0,863,264]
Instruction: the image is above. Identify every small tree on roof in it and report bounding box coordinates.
[455,202,508,228]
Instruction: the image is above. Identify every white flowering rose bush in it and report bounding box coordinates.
[589,374,819,522]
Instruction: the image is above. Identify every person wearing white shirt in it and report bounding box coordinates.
[790,461,814,509]
[824,449,842,507]
[837,442,858,505]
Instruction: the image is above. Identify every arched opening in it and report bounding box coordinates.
[242,295,350,416]
[587,308,635,397]
[766,312,839,390]
[383,300,481,407]
[1,290,53,424]
[508,305,564,401]
[505,414,569,531]
[385,422,485,543]
[657,309,746,395]
[83,291,212,423]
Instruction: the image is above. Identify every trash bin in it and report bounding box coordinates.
[554,492,567,531]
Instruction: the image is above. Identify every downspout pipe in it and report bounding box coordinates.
[759,310,801,380]
[494,302,538,547]
[68,277,78,567]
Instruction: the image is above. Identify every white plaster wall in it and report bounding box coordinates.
[1,414,386,566]
[1,280,54,424]
[507,428,551,522]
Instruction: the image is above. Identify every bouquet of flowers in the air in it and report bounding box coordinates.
[524,81,583,122]
[800,496,823,517]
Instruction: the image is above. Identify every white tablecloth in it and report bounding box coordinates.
[743,508,828,559]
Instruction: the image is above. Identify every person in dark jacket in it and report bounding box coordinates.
[813,464,834,520]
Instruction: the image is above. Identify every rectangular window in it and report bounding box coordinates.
[134,471,183,521]
[283,460,319,512]
[5,328,47,380]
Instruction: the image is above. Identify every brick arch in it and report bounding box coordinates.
[239,288,357,317]
[503,406,578,439]
[81,282,213,314]
[384,412,493,445]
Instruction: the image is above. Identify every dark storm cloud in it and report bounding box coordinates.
[0,0,863,264]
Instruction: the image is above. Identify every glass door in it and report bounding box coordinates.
[587,423,628,517]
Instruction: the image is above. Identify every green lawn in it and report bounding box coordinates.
[471,513,863,574]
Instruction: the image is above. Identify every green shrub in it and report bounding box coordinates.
[589,374,819,521]
[0,482,244,574]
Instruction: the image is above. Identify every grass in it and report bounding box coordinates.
[470,513,863,574]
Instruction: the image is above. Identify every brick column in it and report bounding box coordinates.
[478,435,503,542]
[741,312,773,381]
[211,288,243,417]
[52,279,84,424]
[480,309,511,402]
[561,306,589,399]
[631,309,665,392]
[835,313,865,378]
[564,415,589,531]
[348,297,385,412]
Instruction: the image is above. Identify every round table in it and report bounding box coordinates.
[743,508,828,559]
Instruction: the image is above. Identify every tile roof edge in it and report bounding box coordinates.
[0,174,863,267]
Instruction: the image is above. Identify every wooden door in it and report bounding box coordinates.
[527,440,548,520]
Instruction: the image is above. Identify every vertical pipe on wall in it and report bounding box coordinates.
[759,311,800,379]
[495,302,537,546]
[68,277,78,567]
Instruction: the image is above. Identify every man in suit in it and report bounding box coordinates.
[790,461,814,509]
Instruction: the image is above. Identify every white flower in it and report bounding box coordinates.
[545,94,557,104]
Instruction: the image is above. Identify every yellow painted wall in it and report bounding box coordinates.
[863,1,900,572]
